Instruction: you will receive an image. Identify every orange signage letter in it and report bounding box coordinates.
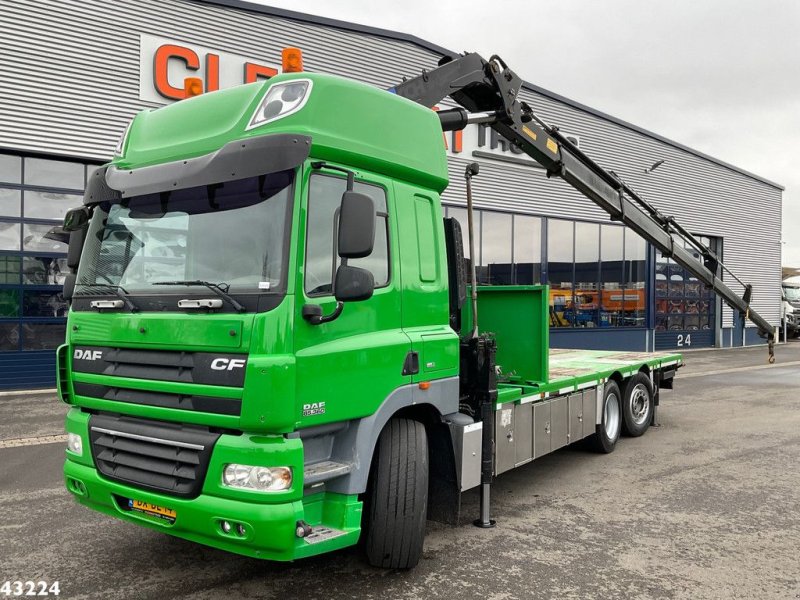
[154,44,200,100]
[205,53,220,92]
[452,129,463,153]
[244,62,278,83]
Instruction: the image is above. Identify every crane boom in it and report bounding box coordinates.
[391,53,776,362]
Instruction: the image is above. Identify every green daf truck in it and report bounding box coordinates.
[58,50,773,569]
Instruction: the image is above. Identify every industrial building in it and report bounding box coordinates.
[0,0,783,389]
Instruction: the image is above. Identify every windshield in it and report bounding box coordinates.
[75,170,293,300]
[784,285,800,302]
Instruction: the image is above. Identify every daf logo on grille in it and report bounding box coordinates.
[74,349,103,361]
[210,358,247,371]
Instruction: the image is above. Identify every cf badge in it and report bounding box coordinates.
[210,358,247,371]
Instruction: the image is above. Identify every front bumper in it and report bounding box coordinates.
[64,460,310,560]
[63,408,361,561]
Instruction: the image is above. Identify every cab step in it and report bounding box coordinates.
[303,526,347,545]
[303,460,352,486]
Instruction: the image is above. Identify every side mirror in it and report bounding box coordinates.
[63,273,76,301]
[43,226,71,245]
[67,227,88,270]
[338,191,375,259]
[334,265,374,302]
[63,206,91,232]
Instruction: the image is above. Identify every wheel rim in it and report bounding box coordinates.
[628,383,650,426]
[604,392,620,440]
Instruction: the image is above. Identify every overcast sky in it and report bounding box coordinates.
[255,0,799,275]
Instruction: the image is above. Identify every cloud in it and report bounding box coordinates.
[253,0,798,264]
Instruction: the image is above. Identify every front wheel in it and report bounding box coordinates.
[363,418,428,569]
[590,380,622,453]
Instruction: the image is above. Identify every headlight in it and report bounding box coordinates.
[67,433,83,456]
[222,464,293,492]
[246,79,313,130]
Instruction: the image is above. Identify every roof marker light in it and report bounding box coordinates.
[282,47,303,73]
[183,77,203,99]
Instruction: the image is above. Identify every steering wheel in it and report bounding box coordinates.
[304,267,333,296]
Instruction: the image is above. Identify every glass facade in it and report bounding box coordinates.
[446,206,648,329]
[445,206,543,287]
[655,236,716,333]
[0,152,90,354]
[547,218,574,327]
[548,220,647,328]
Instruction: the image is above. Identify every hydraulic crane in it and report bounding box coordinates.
[391,52,776,362]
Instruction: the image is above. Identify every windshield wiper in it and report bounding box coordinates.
[79,283,140,313]
[152,280,246,313]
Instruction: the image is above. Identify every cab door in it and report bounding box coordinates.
[292,167,410,427]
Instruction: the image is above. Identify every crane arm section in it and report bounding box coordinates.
[391,53,776,361]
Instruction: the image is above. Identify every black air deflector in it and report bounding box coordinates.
[88,413,220,498]
[103,133,312,199]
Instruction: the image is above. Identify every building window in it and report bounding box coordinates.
[0,152,91,353]
[24,157,84,190]
[548,218,647,329]
[304,174,390,296]
[446,207,543,288]
[624,230,647,327]
[513,215,542,284]
[443,208,647,329]
[480,211,512,284]
[548,218,574,327]
[0,188,21,217]
[572,222,600,327]
[655,236,715,332]
[0,155,21,184]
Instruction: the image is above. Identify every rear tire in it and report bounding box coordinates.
[621,372,653,437]
[364,418,428,569]
[591,380,622,453]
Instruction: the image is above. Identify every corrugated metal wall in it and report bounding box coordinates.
[0,0,782,328]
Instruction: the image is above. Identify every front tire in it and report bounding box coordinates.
[364,418,428,569]
[621,372,653,437]
[591,380,622,453]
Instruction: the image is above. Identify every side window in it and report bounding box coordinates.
[305,174,389,296]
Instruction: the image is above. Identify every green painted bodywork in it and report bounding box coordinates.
[62,71,680,562]
[465,285,550,383]
[117,73,449,192]
[463,285,681,405]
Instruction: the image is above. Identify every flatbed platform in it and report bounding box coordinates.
[496,348,682,406]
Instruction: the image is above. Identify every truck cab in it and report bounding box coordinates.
[782,282,800,338]
[61,71,459,564]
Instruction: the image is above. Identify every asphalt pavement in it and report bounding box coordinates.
[1,341,798,599]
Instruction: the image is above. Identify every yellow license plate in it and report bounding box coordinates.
[129,499,177,523]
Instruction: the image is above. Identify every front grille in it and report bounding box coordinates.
[71,346,246,387]
[74,382,241,416]
[89,413,220,498]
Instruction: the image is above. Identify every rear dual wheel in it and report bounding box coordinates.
[621,372,654,437]
[591,380,622,453]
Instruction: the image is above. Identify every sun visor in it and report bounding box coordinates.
[103,134,311,199]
